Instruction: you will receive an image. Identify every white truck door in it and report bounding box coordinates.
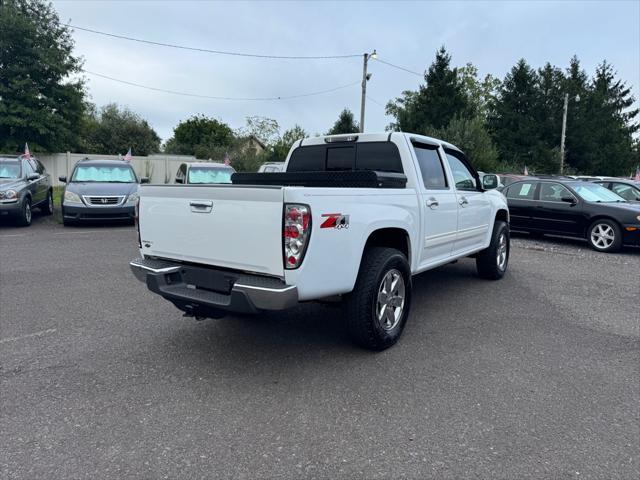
[411,141,459,267]
[443,150,491,254]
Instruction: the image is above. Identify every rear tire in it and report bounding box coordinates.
[476,220,509,280]
[41,189,53,215]
[587,219,622,253]
[16,197,32,227]
[344,247,412,351]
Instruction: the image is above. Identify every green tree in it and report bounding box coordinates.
[238,116,280,146]
[326,108,359,135]
[0,0,85,152]
[578,61,638,175]
[426,116,499,172]
[488,59,554,171]
[457,63,501,119]
[271,125,307,160]
[80,103,160,156]
[386,46,470,132]
[562,56,591,173]
[164,115,235,157]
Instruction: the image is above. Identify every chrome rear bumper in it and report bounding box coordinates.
[130,257,298,313]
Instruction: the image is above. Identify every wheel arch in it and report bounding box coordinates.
[584,215,622,237]
[362,227,411,266]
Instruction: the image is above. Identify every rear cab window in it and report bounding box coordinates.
[287,142,403,174]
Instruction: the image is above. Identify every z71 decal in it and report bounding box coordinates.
[320,213,350,229]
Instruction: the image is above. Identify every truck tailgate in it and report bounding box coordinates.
[138,185,284,277]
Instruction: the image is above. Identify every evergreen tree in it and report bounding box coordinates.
[386,46,470,132]
[579,61,638,175]
[0,0,85,152]
[562,56,591,173]
[489,59,553,170]
[326,108,358,135]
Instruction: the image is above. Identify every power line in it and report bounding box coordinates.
[373,58,423,77]
[67,24,361,60]
[83,70,360,101]
[366,95,387,108]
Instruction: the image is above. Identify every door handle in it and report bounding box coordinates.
[426,198,439,209]
[458,196,469,207]
[190,200,213,213]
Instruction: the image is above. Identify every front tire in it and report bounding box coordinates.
[41,189,54,215]
[344,247,412,351]
[476,220,509,280]
[587,219,622,253]
[16,197,32,227]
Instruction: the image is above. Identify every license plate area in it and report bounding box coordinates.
[172,265,237,294]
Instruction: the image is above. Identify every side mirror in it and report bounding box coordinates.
[482,174,499,190]
[140,177,149,184]
[175,177,184,184]
[58,176,67,183]
[561,196,577,204]
[27,173,40,181]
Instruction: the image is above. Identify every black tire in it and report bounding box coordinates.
[587,219,622,253]
[476,220,509,280]
[41,189,54,215]
[344,247,412,351]
[16,197,32,227]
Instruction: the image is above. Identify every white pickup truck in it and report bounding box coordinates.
[131,133,509,350]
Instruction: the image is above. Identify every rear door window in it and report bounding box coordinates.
[506,182,537,200]
[412,143,447,189]
[539,183,574,202]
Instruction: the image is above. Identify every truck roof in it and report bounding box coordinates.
[297,132,463,154]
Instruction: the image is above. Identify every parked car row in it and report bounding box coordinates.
[504,177,640,252]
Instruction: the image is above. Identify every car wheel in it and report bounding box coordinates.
[41,189,54,215]
[476,220,510,280]
[344,247,412,351]
[17,197,32,227]
[587,219,622,253]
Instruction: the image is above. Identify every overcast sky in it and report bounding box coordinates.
[54,0,640,144]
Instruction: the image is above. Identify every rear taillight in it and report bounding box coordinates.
[135,196,141,248]
[283,204,311,269]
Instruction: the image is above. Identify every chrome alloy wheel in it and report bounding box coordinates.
[590,223,615,249]
[376,269,405,331]
[496,232,508,270]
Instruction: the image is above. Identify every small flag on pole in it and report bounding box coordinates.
[634,166,640,182]
[223,151,230,166]
[523,165,529,176]
[123,148,132,162]
[24,143,31,159]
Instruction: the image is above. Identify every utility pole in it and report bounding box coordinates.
[559,93,569,174]
[360,50,376,133]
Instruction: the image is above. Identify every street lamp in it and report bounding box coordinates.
[559,93,580,174]
[360,49,377,133]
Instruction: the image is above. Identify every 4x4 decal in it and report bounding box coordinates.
[320,213,349,229]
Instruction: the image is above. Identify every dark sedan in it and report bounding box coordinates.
[592,179,640,202]
[504,178,640,252]
[59,159,147,226]
[0,155,53,226]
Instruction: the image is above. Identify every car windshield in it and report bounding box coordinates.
[72,165,137,183]
[187,167,233,184]
[572,183,626,202]
[0,159,21,179]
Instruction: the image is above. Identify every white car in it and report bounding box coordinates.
[131,133,509,350]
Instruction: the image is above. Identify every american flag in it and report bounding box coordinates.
[224,152,230,166]
[24,143,31,159]
[634,165,640,182]
[523,165,529,176]
[123,148,132,162]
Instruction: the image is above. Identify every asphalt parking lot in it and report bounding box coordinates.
[1,215,639,479]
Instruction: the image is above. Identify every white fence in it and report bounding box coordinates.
[39,152,203,186]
